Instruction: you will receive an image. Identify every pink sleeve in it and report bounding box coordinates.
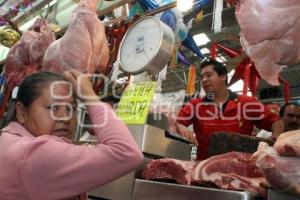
[20,103,144,200]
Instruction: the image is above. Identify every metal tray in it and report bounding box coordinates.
[132,179,257,200]
[268,190,300,200]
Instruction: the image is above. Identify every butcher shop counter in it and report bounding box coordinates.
[132,179,258,200]
[88,114,192,200]
[130,180,300,200]
[268,190,300,200]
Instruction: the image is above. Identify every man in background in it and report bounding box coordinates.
[280,103,300,131]
[257,102,300,138]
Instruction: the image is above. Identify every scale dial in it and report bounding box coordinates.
[118,16,174,75]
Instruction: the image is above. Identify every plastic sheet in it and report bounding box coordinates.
[160,9,189,43]
[150,90,185,133]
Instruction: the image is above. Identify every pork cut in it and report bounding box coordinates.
[234,0,300,85]
[253,142,300,195]
[43,0,109,74]
[143,158,196,185]
[274,130,300,157]
[5,18,55,89]
[143,152,267,198]
[193,152,267,198]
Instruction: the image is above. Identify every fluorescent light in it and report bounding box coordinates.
[177,0,193,12]
[237,91,252,96]
[0,44,10,62]
[216,57,224,63]
[228,70,235,78]
[200,48,210,55]
[116,76,128,84]
[220,56,227,61]
[126,3,129,15]
[229,80,244,92]
[113,6,123,18]
[49,0,58,7]
[193,33,210,46]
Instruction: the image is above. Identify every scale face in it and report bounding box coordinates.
[118,16,175,75]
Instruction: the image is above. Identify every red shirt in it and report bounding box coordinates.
[177,91,279,160]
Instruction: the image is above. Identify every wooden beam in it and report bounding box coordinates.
[189,6,237,36]
[14,0,53,25]
[98,0,133,16]
[104,1,177,26]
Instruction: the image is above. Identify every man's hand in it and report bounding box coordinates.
[176,123,198,145]
[270,120,285,140]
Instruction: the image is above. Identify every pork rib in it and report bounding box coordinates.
[143,158,196,185]
[43,0,109,74]
[193,152,267,198]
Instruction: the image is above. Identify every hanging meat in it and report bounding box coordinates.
[42,0,109,74]
[231,0,300,85]
[5,18,55,89]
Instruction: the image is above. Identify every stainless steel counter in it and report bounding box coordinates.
[88,116,192,200]
[128,124,191,159]
[132,179,256,200]
[88,171,136,200]
[268,190,300,200]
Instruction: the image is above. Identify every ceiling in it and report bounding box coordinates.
[160,1,300,102]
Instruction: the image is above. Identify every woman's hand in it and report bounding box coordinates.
[176,123,198,145]
[64,70,99,103]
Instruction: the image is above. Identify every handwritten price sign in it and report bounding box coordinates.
[116,81,157,124]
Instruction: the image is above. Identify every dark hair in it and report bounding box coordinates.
[200,58,228,85]
[17,71,65,107]
[5,72,66,123]
[279,102,300,117]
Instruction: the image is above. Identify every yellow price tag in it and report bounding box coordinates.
[116,81,157,124]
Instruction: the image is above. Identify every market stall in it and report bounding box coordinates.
[0,1,300,200]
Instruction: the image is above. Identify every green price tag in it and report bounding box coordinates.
[116,81,157,124]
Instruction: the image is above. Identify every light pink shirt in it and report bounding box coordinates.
[0,103,143,200]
